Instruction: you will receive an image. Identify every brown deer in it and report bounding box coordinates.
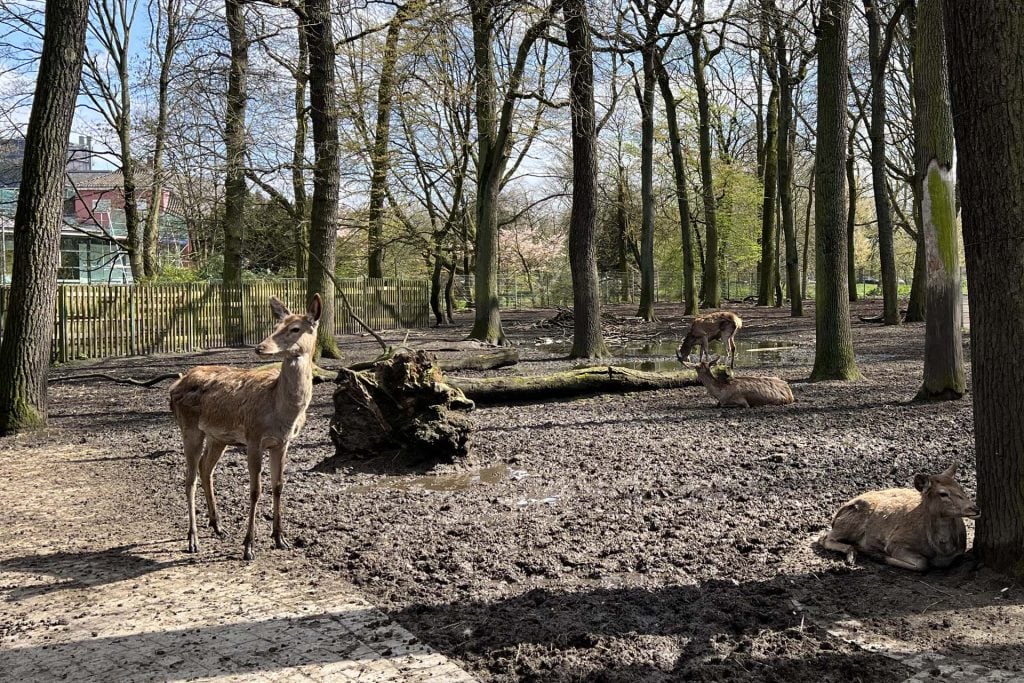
[169,294,322,561]
[683,354,794,407]
[676,311,743,368]
[819,464,979,571]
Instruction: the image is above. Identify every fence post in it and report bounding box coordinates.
[57,285,67,363]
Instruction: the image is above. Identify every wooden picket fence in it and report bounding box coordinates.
[0,278,430,362]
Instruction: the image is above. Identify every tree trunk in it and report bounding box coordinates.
[913,0,963,400]
[430,239,445,326]
[635,47,658,321]
[143,0,183,278]
[565,0,608,358]
[758,81,779,306]
[690,34,721,308]
[468,1,504,344]
[304,0,342,358]
[0,0,89,434]
[293,25,308,280]
[222,0,247,344]
[811,0,861,381]
[802,160,814,298]
[846,125,859,302]
[864,0,900,325]
[775,16,803,316]
[657,59,697,316]
[904,188,927,321]
[367,5,408,278]
[943,0,1024,578]
[616,161,631,302]
[444,258,456,323]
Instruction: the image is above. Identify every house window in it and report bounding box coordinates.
[58,237,80,281]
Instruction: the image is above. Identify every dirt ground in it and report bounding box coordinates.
[7,300,1024,682]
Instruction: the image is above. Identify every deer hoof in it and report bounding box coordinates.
[243,545,256,561]
[209,521,225,538]
[187,536,199,554]
[274,535,291,551]
[845,549,857,565]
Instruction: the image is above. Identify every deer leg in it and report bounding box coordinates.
[269,444,290,550]
[199,440,227,537]
[242,443,264,562]
[819,531,858,565]
[182,430,204,554]
[727,332,737,368]
[885,549,929,572]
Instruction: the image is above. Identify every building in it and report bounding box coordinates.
[0,135,188,284]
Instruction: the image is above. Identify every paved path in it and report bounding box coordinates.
[0,439,476,682]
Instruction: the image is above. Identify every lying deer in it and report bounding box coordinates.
[819,464,979,571]
[682,354,794,407]
[169,294,322,561]
[676,311,743,368]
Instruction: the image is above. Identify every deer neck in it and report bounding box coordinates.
[274,353,314,420]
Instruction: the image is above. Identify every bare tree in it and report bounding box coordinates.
[0,0,90,433]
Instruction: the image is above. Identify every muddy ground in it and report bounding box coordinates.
[12,300,1024,681]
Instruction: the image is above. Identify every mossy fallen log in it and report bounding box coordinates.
[447,365,707,404]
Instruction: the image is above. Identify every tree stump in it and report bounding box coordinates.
[321,349,474,468]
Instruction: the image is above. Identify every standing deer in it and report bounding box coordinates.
[682,354,794,407]
[169,294,322,561]
[819,464,980,571]
[676,311,743,368]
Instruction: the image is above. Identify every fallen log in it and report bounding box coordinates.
[447,365,709,404]
[435,348,519,371]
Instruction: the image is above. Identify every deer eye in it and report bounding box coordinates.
[290,327,301,333]
[939,491,950,498]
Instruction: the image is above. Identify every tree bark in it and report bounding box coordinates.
[656,60,698,316]
[811,0,861,381]
[565,0,609,357]
[943,0,1024,578]
[689,31,721,308]
[758,81,779,306]
[635,46,658,322]
[914,0,963,400]
[0,0,90,434]
[143,0,183,278]
[904,186,927,321]
[366,4,409,278]
[448,365,703,404]
[222,0,247,344]
[304,0,342,358]
[292,25,308,279]
[846,126,859,302]
[864,0,900,325]
[774,11,803,317]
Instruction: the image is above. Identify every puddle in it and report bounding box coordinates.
[539,338,807,370]
[345,464,510,493]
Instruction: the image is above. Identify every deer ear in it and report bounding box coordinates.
[941,463,957,478]
[307,293,323,324]
[913,473,931,492]
[269,297,290,322]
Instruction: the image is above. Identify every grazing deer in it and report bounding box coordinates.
[676,311,743,368]
[169,294,322,561]
[683,354,794,407]
[819,464,979,571]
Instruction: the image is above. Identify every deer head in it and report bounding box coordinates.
[255,294,323,358]
[913,464,980,519]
